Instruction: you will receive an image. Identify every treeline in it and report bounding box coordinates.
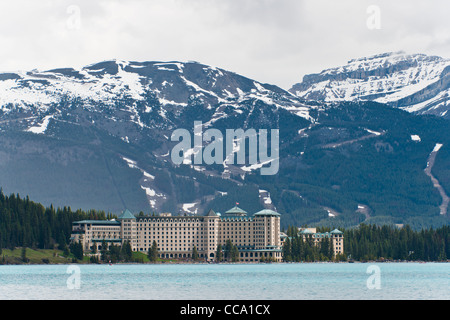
[67,240,134,264]
[282,226,344,262]
[0,190,113,250]
[282,224,450,262]
[98,240,133,264]
[344,224,450,262]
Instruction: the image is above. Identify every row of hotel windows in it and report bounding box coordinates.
[83,232,274,242]
[133,226,264,231]
[86,228,275,234]
[86,227,119,231]
[134,219,262,223]
[127,221,272,227]
[83,226,276,238]
[88,229,275,236]
[86,235,268,244]
[128,226,271,231]
[91,244,210,252]
[108,223,272,229]
[132,230,267,235]
[86,234,266,239]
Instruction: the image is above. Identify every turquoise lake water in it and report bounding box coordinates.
[0,263,448,300]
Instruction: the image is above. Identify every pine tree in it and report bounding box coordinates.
[121,241,132,262]
[319,237,330,261]
[282,237,292,262]
[108,244,121,263]
[148,240,158,262]
[216,244,223,262]
[192,246,199,261]
[329,238,335,260]
[438,240,447,261]
[225,239,233,261]
[100,240,108,262]
[21,247,28,263]
[231,245,239,262]
[70,241,83,261]
[63,244,70,257]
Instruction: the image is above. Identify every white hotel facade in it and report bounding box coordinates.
[71,206,284,262]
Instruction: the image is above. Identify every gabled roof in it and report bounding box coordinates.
[253,209,280,217]
[117,209,136,220]
[206,209,219,217]
[330,229,343,234]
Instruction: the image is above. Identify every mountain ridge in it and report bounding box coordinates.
[289,51,450,118]
[0,57,449,230]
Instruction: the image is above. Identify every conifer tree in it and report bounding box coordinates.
[216,244,223,262]
[231,244,239,262]
[225,239,233,261]
[21,247,28,263]
[192,246,199,261]
[148,240,158,262]
[121,241,132,262]
[282,237,292,262]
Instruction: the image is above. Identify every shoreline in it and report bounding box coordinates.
[2,260,449,266]
[2,247,449,266]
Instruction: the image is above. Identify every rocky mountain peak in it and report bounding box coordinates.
[290,52,450,118]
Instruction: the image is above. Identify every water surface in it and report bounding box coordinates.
[0,263,448,300]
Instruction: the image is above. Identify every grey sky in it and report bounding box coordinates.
[0,0,449,89]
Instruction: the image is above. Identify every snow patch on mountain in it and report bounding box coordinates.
[26,115,53,134]
[182,202,199,215]
[411,135,421,142]
[433,143,443,152]
[120,155,166,209]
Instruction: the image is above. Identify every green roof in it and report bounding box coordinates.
[225,206,247,216]
[117,209,136,220]
[314,233,331,238]
[330,229,343,234]
[253,209,280,216]
[73,220,120,225]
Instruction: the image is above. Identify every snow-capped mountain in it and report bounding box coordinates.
[0,59,313,134]
[0,59,317,215]
[289,52,450,118]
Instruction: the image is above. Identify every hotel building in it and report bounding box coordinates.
[298,227,344,257]
[71,206,283,262]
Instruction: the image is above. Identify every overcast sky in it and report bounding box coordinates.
[0,0,449,89]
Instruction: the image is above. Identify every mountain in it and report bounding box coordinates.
[0,59,449,230]
[0,59,315,213]
[289,52,450,118]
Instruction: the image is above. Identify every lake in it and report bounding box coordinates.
[0,262,448,300]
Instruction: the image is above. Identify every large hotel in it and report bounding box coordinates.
[71,206,343,262]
